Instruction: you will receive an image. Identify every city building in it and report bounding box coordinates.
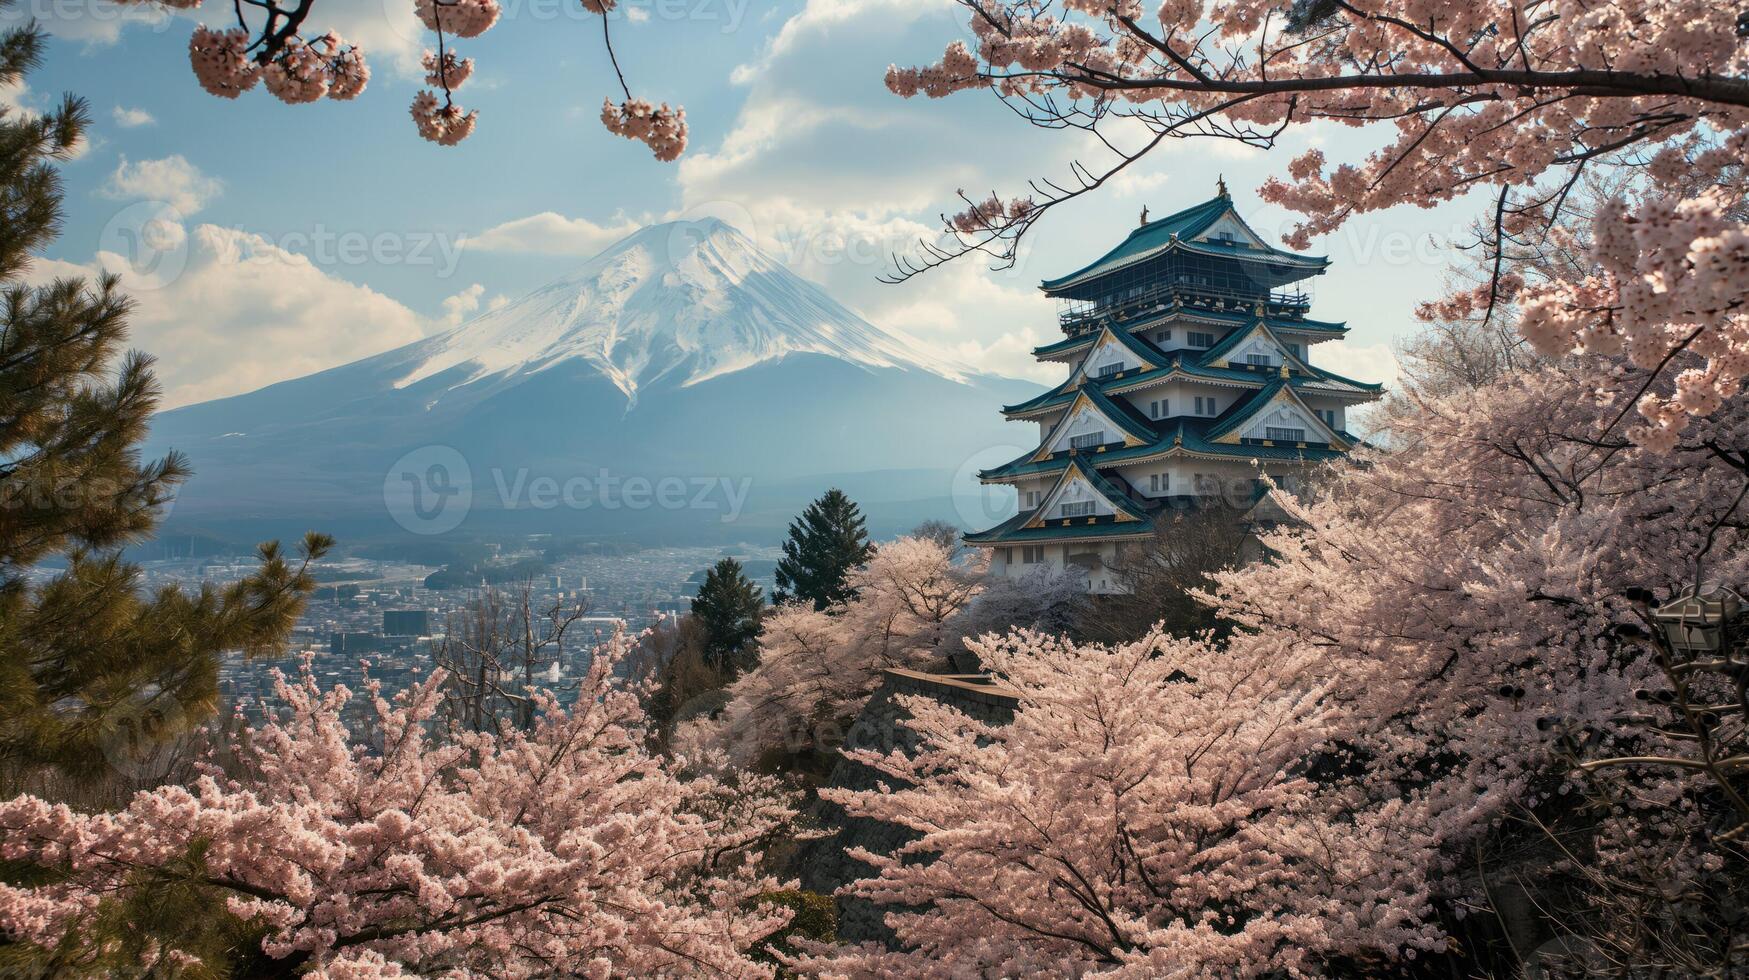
[966,185,1384,592]
[382,609,433,636]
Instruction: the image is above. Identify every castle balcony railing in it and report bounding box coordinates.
[1059,281,1310,336]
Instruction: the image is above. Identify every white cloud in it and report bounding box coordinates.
[675,0,1094,384]
[102,155,223,215]
[1108,169,1171,198]
[112,105,156,128]
[0,1,177,48]
[462,212,643,256]
[437,282,507,328]
[37,224,429,407]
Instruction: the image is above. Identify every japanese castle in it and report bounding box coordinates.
[965,184,1383,592]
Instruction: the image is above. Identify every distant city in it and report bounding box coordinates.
[129,540,784,712]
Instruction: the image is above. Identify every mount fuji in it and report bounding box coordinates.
[146,218,1039,543]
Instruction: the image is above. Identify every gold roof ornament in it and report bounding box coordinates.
[1216,174,1229,197]
[1279,362,1290,379]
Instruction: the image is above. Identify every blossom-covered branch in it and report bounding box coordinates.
[888,0,1749,446]
[0,633,794,975]
[168,0,683,153]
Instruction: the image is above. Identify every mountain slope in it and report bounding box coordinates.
[148,219,1037,542]
[388,217,965,404]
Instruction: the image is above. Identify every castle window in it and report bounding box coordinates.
[1267,426,1305,442]
[1069,432,1104,451]
[1021,546,1044,564]
[1149,473,1169,494]
[1287,343,1301,358]
[1194,397,1216,416]
[1187,331,1215,347]
[1246,352,1270,367]
[1060,500,1096,518]
[1095,362,1123,379]
[1154,329,1172,343]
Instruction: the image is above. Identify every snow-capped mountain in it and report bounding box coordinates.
[147,219,1038,543]
[393,218,965,405]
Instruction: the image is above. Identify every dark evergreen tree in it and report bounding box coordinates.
[772,489,872,610]
[690,558,763,670]
[0,17,327,782]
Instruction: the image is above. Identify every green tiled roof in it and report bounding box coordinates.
[1030,310,1348,359]
[1041,194,1326,294]
[979,412,1351,481]
[1001,349,1379,418]
[1076,385,1160,446]
[963,511,1159,545]
[1068,455,1152,520]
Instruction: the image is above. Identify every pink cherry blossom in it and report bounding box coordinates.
[188,26,260,99]
[410,90,477,146]
[889,0,1749,441]
[0,634,795,975]
[422,49,473,90]
[600,98,689,162]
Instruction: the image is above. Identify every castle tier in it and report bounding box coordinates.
[965,186,1384,593]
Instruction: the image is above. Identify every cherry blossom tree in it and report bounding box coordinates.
[0,632,795,977]
[794,351,1749,975]
[885,0,1749,448]
[168,0,682,153]
[803,628,1447,976]
[686,537,984,771]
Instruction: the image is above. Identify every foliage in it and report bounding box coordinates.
[693,558,766,672]
[749,889,837,976]
[941,564,1087,671]
[773,490,873,611]
[806,628,1441,976]
[0,17,324,781]
[432,584,589,733]
[686,537,982,774]
[888,0,1749,452]
[1074,508,1246,645]
[162,0,683,152]
[0,634,797,977]
[798,349,1749,975]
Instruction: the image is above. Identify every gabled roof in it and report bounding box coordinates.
[963,509,1160,545]
[1002,349,1382,420]
[1032,386,1157,458]
[1203,380,1350,448]
[978,407,1354,482]
[1030,310,1349,360]
[1089,322,1171,371]
[1019,455,1152,525]
[1195,319,1315,375]
[1041,192,1327,295]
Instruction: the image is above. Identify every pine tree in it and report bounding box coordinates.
[0,16,327,783]
[690,558,763,671]
[772,489,872,610]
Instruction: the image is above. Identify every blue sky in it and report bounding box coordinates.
[12,0,1486,407]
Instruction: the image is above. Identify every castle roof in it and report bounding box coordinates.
[1040,192,1327,297]
[1031,309,1349,359]
[1001,336,1383,419]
